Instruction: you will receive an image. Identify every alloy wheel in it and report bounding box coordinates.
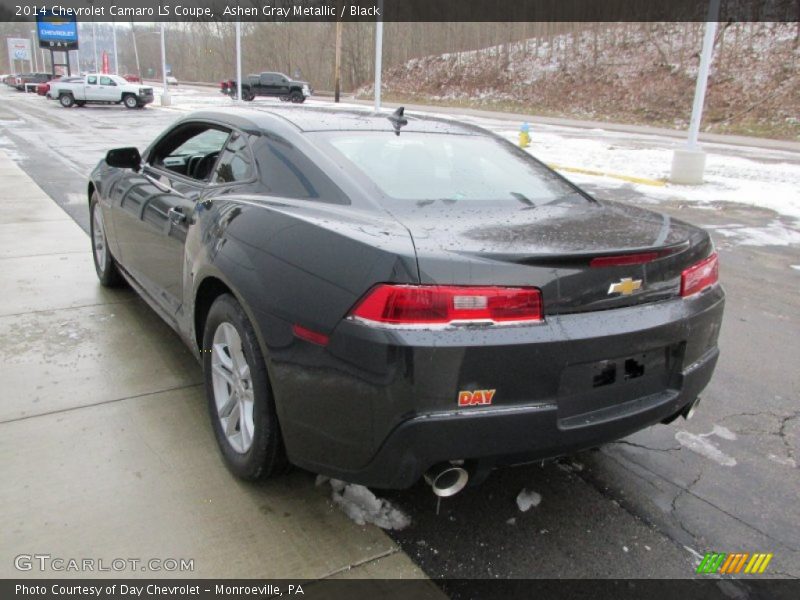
[211,322,255,453]
[92,206,107,273]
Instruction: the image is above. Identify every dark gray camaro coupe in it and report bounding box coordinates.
[89,106,724,495]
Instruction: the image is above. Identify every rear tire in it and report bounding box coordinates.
[203,294,287,481]
[90,194,123,287]
[123,95,138,109]
[59,94,74,108]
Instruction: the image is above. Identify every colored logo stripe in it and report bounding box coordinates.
[698,552,773,574]
[745,553,773,574]
[697,553,726,574]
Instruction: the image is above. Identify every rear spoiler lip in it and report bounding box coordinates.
[455,240,692,269]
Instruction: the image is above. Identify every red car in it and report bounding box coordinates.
[123,74,141,83]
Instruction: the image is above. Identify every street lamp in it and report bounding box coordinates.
[30,30,38,71]
[670,0,720,185]
[112,21,118,75]
[87,1,98,72]
[160,23,170,106]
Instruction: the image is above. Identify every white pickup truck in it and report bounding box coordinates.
[52,74,155,109]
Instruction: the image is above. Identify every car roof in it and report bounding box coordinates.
[184,106,485,137]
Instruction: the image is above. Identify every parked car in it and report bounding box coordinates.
[15,72,52,91]
[166,75,179,86]
[88,107,724,494]
[53,74,154,108]
[123,74,142,83]
[220,72,311,102]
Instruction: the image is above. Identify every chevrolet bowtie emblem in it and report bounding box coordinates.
[608,277,642,296]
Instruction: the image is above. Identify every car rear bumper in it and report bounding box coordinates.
[268,287,724,489]
[330,345,716,488]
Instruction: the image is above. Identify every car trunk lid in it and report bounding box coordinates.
[385,198,712,314]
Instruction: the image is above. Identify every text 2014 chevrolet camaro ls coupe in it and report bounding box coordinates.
[89,107,723,495]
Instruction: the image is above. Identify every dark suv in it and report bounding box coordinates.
[220,72,312,103]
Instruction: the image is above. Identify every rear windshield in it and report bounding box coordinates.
[318,131,585,205]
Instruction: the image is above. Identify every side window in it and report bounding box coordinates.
[259,74,272,86]
[99,76,113,86]
[251,136,348,204]
[214,133,254,184]
[151,124,231,181]
[87,76,97,85]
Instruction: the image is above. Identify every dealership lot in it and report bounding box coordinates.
[0,85,798,581]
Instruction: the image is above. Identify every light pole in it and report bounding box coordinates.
[30,30,38,71]
[160,22,170,106]
[112,21,118,75]
[89,1,98,72]
[670,0,720,184]
[235,21,242,103]
[373,1,383,111]
[130,21,141,81]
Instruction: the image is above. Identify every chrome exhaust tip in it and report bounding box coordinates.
[682,396,701,420]
[424,462,469,498]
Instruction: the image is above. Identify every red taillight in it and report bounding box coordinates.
[349,285,543,326]
[681,253,719,297]
[220,81,228,89]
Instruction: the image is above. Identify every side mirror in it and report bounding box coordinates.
[106,147,141,171]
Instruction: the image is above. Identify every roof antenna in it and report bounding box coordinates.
[387,107,407,136]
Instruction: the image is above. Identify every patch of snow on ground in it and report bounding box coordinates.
[767,454,797,468]
[516,488,542,512]
[675,426,737,467]
[792,265,800,271]
[325,478,411,530]
[708,221,800,247]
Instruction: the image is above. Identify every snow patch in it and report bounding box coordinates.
[710,424,737,441]
[709,221,800,247]
[791,265,800,271]
[767,454,797,468]
[326,478,411,531]
[675,425,737,467]
[516,488,542,512]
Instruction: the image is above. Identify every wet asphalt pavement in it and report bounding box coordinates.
[1,86,798,584]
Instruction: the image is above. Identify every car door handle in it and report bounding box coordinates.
[168,207,186,224]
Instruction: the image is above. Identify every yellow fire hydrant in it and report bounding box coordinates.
[519,122,531,148]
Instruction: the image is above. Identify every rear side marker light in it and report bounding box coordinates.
[681,253,719,297]
[349,285,543,326]
[292,324,329,346]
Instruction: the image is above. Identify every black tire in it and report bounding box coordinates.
[123,95,138,109]
[244,90,255,102]
[59,94,74,108]
[289,91,304,103]
[89,194,123,287]
[203,294,287,481]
